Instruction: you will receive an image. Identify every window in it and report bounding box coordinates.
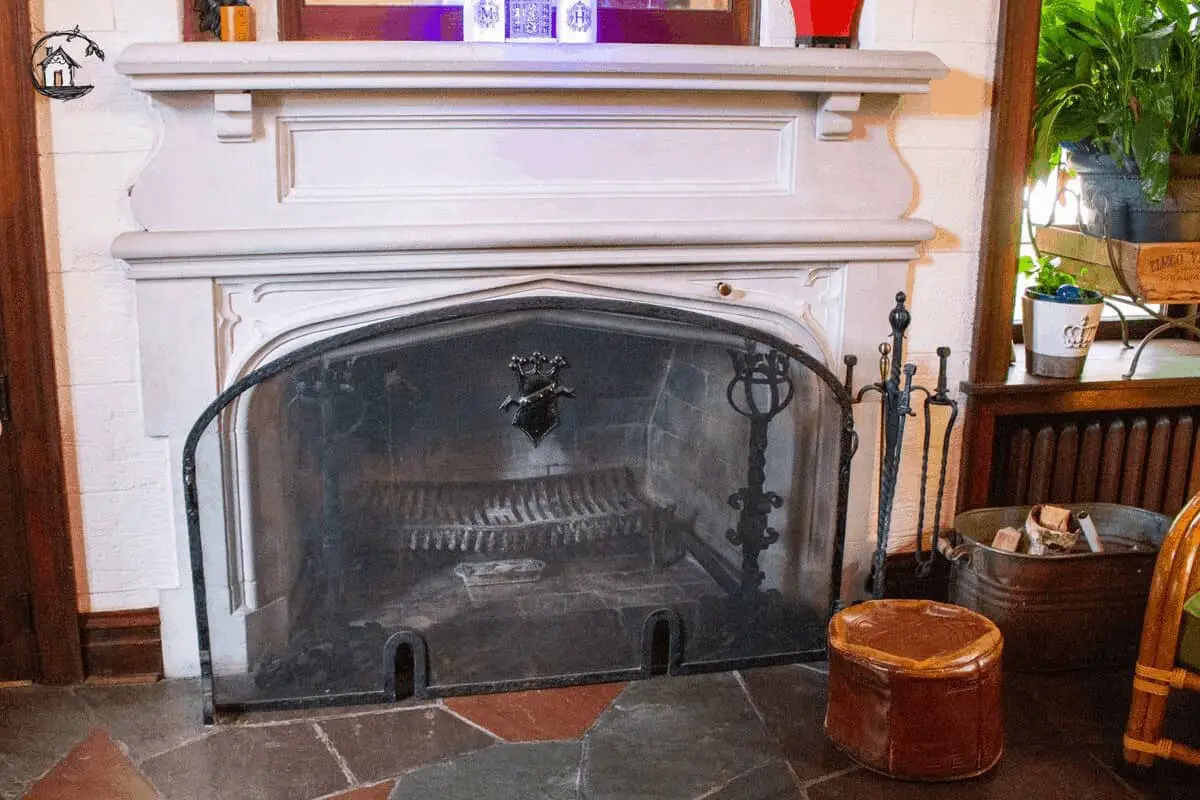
[1015,167,1159,328]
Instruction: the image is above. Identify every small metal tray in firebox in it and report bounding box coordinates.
[454,559,546,587]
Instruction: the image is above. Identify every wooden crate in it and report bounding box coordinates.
[1034,225,1200,302]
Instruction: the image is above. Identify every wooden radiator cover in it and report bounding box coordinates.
[990,408,1200,516]
[959,379,1200,516]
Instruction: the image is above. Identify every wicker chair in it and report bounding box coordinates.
[1124,493,1200,768]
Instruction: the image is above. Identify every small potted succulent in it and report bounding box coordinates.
[1019,255,1104,378]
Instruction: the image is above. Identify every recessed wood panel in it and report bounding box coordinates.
[79,609,163,680]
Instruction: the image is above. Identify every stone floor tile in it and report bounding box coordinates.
[442,682,626,742]
[317,707,495,785]
[698,760,802,800]
[23,728,158,800]
[139,721,350,800]
[1114,690,1200,800]
[808,746,1139,800]
[737,664,852,782]
[73,678,206,762]
[581,672,779,800]
[324,780,396,800]
[8,668,1200,800]
[1017,669,1134,746]
[1119,759,1200,800]
[0,685,95,799]
[218,699,434,727]
[1001,671,1072,746]
[389,742,580,800]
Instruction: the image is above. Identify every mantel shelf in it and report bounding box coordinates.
[116,41,947,95]
[115,39,940,240]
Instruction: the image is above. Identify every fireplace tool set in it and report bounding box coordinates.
[843,292,961,599]
[180,294,958,720]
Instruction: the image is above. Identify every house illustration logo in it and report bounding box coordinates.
[30,27,105,101]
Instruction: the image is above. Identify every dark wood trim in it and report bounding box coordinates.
[79,609,163,681]
[732,0,757,47]
[969,0,1043,384]
[957,395,998,511]
[959,376,1200,405]
[278,0,304,41]
[183,4,206,41]
[1,1,84,683]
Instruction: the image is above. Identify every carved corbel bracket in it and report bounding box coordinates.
[214,91,253,143]
[817,92,862,141]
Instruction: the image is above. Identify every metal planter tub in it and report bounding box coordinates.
[1068,148,1200,243]
[948,504,1169,671]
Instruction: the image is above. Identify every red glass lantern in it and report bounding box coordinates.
[789,0,862,47]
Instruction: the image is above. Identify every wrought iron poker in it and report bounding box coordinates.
[842,293,960,598]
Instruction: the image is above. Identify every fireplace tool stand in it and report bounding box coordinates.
[843,292,960,599]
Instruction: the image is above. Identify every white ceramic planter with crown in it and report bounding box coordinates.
[1022,289,1104,379]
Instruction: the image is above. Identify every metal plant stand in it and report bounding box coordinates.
[843,293,961,598]
[1029,189,1200,380]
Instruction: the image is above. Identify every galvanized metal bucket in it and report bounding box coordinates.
[947,504,1169,671]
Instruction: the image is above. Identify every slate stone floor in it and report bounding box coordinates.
[2,665,1199,799]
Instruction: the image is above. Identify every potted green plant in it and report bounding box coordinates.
[1031,0,1200,242]
[1019,255,1104,377]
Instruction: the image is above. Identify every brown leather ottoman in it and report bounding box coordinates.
[824,599,1004,781]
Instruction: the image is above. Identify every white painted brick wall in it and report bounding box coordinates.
[35,0,999,658]
[862,0,999,554]
[36,0,180,615]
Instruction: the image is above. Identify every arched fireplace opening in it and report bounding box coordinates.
[183,297,854,720]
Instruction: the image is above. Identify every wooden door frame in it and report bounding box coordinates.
[0,0,84,683]
[955,0,1042,513]
[969,0,1043,385]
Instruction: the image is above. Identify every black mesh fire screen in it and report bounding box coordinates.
[184,298,855,721]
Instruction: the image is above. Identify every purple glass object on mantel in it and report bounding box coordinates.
[508,0,555,40]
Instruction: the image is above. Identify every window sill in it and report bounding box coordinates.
[962,340,1200,401]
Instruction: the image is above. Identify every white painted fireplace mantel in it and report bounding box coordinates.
[113,41,947,676]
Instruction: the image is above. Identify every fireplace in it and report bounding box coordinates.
[185,298,853,713]
[113,41,946,721]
